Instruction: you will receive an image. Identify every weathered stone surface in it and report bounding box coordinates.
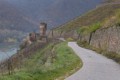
[90,26,120,54]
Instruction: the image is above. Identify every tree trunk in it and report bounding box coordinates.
[89,32,93,44]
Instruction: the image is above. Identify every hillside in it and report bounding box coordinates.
[54,1,120,63]
[0,0,120,80]
[106,0,120,3]
[0,42,82,80]
[0,1,37,32]
[0,1,38,42]
[5,0,103,28]
[57,3,120,32]
[0,0,104,43]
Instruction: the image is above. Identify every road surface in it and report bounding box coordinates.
[65,42,120,80]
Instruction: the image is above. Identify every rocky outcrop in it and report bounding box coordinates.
[90,26,120,54]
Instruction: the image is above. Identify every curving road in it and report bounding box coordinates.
[65,42,120,80]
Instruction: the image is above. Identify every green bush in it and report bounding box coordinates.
[66,37,74,41]
[77,22,101,35]
[89,22,101,32]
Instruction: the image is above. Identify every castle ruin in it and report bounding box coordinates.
[20,22,48,49]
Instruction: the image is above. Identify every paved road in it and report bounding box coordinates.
[65,42,120,80]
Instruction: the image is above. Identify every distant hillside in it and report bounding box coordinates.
[0,0,104,43]
[0,29,25,43]
[0,1,37,32]
[0,1,37,42]
[5,0,103,28]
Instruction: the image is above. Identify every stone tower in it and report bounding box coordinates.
[39,22,48,42]
[39,22,47,36]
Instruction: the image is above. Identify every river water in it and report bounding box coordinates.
[0,0,104,62]
[0,43,19,62]
[0,48,17,62]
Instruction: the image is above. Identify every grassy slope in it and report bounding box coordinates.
[106,0,120,3]
[0,42,82,80]
[57,3,120,32]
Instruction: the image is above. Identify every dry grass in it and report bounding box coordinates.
[57,4,120,32]
[106,0,120,3]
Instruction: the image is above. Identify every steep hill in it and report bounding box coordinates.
[106,0,120,3]
[54,1,120,63]
[57,3,120,31]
